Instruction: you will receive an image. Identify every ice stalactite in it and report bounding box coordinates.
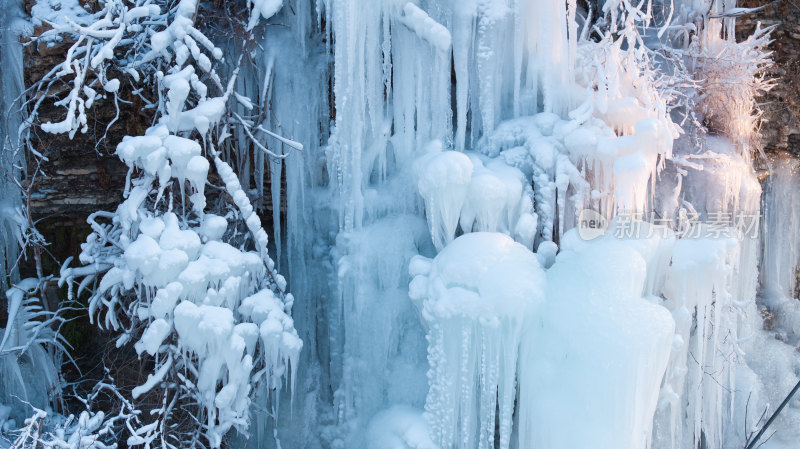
[742,156,800,448]
[426,0,577,150]
[654,229,749,449]
[395,3,453,150]
[254,6,588,443]
[414,145,473,251]
[325,0,388,232]
[315,1,456,443]
[333,216,435,429]
[280,1,695,447]
[650,148,765,448]
[0,281,61,429]
[518,0,573,116]
[761,158,800,305]
[0,0,60,428]
[247,3,332,447]
[0,0,26,294]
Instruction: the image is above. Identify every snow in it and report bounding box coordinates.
[135,318,171,356]
[411,232,545,320]
[124,234,162,278]
[199,214,228,242]
[399,3,451,53]
[109,135,299,442]
[113,183,299,444]
[247,0,283,30]
[131,355,172,399]
[30,0,94,29]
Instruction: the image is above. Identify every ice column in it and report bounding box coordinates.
[653,136,762,449]
[246,2,333,447]
[760,157,800,304]
[321,1,454,442]
[656,233,742,449]
[518,231,675,449]
[0,0,25,293]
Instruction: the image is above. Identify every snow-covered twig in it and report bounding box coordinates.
[45,1,301,447]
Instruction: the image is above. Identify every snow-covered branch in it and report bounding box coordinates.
[38,1,302,447]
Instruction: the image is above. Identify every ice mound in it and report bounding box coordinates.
[409,232,545,449]
[409,230,676,449]
[415,148,473,250]
[365,406,437,449]
[518,230,675,449]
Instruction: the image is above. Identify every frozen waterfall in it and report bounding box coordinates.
[262,0,798,448]
[3,0,800,448]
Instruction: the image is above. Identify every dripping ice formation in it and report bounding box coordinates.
[265,0,800,447]
[3,0,800,448]
[409,232,546,449]
[1,0,61,431]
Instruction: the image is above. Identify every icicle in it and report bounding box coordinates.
[271,156,283,268]
[760,157,800,304]
[0,1,59,425]
[241,1,790,448]
[409,232,545,449]
[0,0,26,294]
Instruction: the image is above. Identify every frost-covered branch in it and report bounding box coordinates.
[690,19,775,155]
[6,378,140,449]
[38,1,303,447]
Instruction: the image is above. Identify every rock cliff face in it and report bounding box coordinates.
[22,0,131,220]
[20,0,149,274]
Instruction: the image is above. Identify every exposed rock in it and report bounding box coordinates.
[22,0,139,218]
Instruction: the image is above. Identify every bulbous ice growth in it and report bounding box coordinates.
[415,147,473,251]
[409,232,546,449]
[365,405,438,449]
[518,231,675,449]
